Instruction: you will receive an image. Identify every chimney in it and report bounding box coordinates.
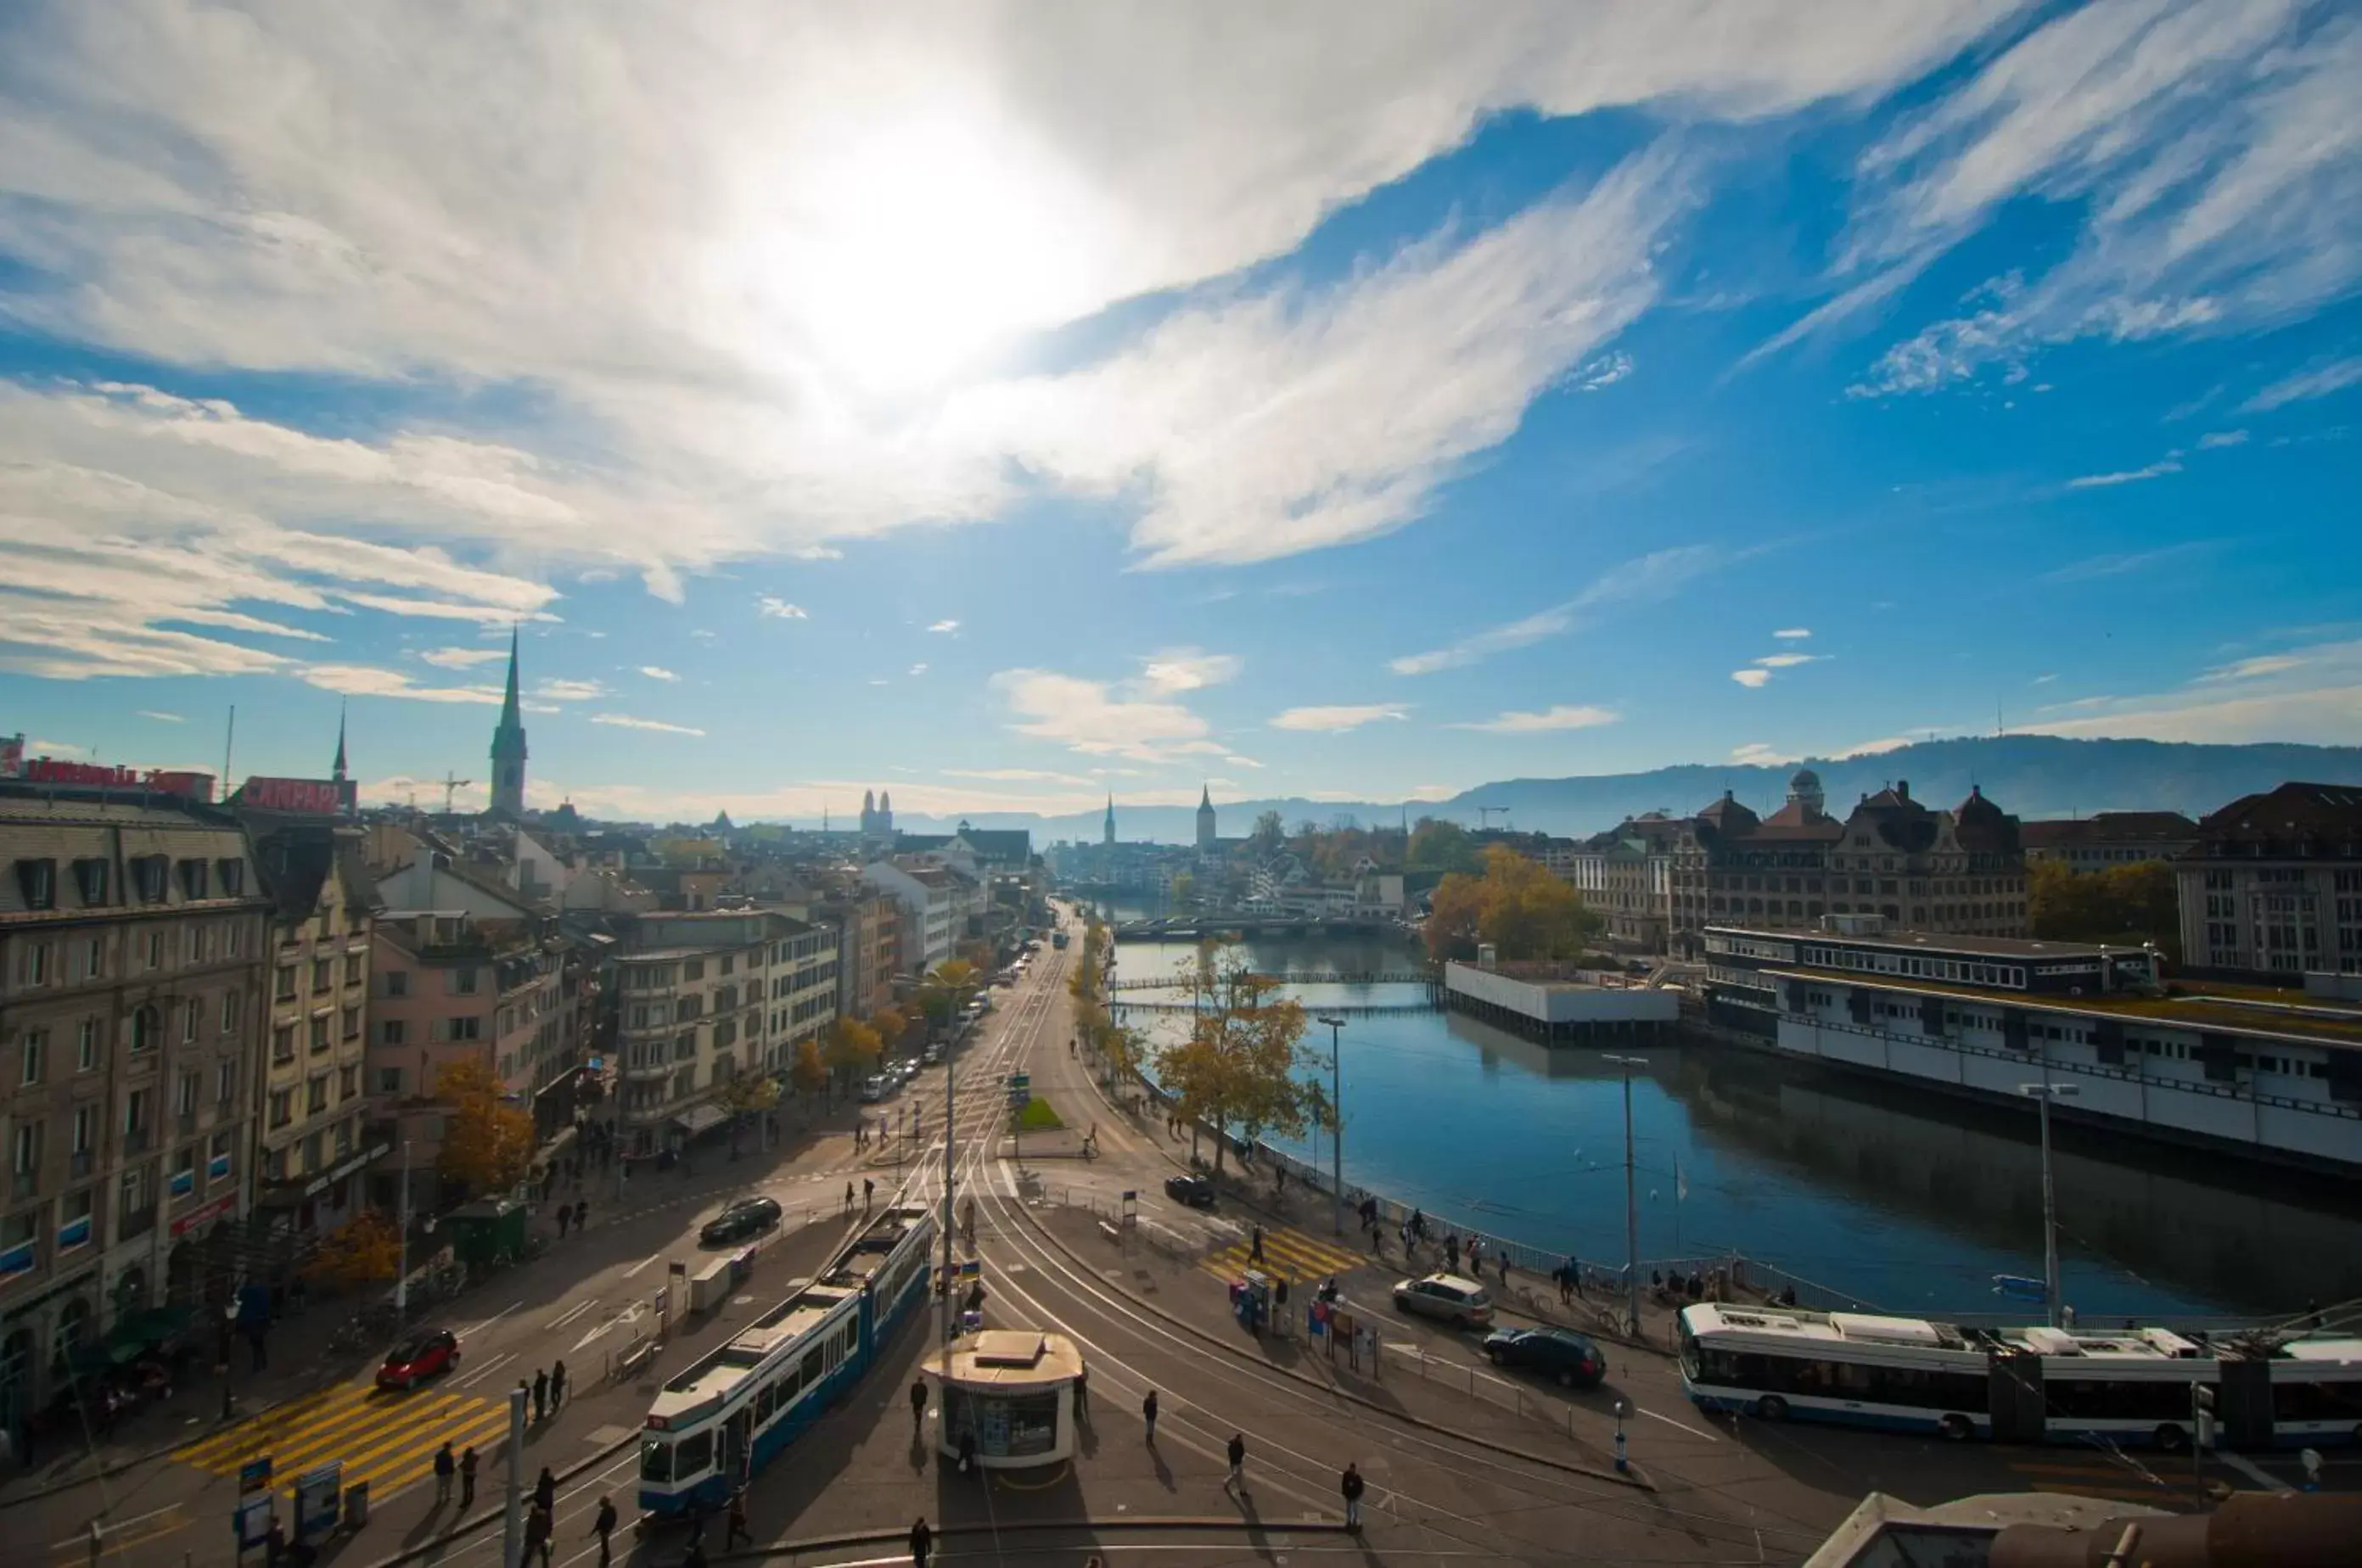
[1897,779,1910,801]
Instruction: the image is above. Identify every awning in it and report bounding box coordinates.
[672,1104,730,1137]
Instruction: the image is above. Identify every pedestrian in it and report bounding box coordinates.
[1143,1387,1159,1443]
[532,1367,548,1423]
[525,1503,553,1568]
[908,1517,934,1568]
[534,1466,557,1515]
[911,1376,929,1436]
[434,1440,456,1504]
[1499,1249,1511,1287]
[550,1360,568,1413]
[592,1497,617,1565]
[1249,1224,1265,1264]
[459,1445,480,1509]
[726,1490,752,1549]
[864,1178,875,1210]
[1445,1234,1460,1273]
[1342,1461,1365,1531]
[1074,1363,1089,1423]
[1224,1431,1247,1496]
[1410,1206,1425,1240]
[265,1520,285,1568]
[682,1539,707,1568]
[557,1204,570,1240]
[957,1428,977,1476]
[575,1199,589,1232]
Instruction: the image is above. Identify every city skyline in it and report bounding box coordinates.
[4,3,2360,823]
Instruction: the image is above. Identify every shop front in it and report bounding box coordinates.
[922,1329,1083,1470]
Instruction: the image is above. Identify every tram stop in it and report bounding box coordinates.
[922,1329,1085,1469]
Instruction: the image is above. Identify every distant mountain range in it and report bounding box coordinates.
[883,736,2362,843]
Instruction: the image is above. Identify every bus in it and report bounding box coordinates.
[2225,1336,2362,1448]
[639,1206,936,1514]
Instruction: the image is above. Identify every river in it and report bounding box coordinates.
[1091,910,2362,1319]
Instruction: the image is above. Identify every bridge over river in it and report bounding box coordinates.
[1106,970,1431,992]
[1108,916,1411,941]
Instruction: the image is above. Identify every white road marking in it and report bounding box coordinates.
[457,1299,524,1336]
[454,1349,517,1388]
[548,1299,598,1330]
[1632,1403,1720,1441]
[622,1251,665,1278]
[2218,1449,2294,1493]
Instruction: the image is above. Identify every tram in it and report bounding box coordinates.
[638,1205,937,1514]
[1679,1303,2362,1450]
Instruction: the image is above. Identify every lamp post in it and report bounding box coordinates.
[2017,1078,2080,1329]
[393,1139,412,1319]
[1316,1016,1346,1236]
[1603,1054,1647,1338]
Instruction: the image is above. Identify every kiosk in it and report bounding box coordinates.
[922,1330,1085,1470]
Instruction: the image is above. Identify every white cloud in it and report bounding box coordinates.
[2039,542,2209,583]
[927,619,961,635]
[908,663,929,676]
[536,678,608,702]
[1269,704,1408,733]
[2020,638,2362,746]
[2243,356,2362,412]
[1846,3,2362,395]
[1573,351,1635,391]
[590,714,706,736]
[1832,735,1916,759]
[1731,669,1774,689]
[137,709,184,722]
[1136,649,1243,695]
[297,664,503,704]
[418,647,510,669]
[30,739,87,757]
[991,667,1214,762]
[1450,704,1620,734]
[941,769,1096,787]
[756,597,808,619]
[1752,652,1825,669]
[1772,628,1812,640]
[1391,545,1722,675]
[2065,457,2183,490]
[640,666,679,681]
[788,545,844,562]
[2196,429,2249,450]
[1222,753,1265,770]
[2032,672,2058,684]
[1730,742,1799,766]
[2196,652,2307,683]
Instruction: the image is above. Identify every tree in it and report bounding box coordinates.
[302,1209,401,1288]
[1170,870,1195,907]
[435,1056,534,1197]
[1152,948,1311,1177]
[822,1016,883,1084]
[2029,859,2182,962]
[790,1036,828,1096]
[1424,845,1602,963]
[870,1007,908,1052]
[718,1069,780,1152]
[1251,809,1286,854]
[1407,817,1480,875]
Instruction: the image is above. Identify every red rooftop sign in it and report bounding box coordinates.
[239,777,346,815]
[22,759,215,798]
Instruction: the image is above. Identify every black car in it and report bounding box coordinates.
[1164,1173,1216,1209]
[1482,1326,1607,1388]
[699,1196,783,1246]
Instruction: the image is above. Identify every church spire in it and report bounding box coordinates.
[489,625,529,817]
[1102,793,1116,846]
[332,701,348,782]
[499,624,522,725]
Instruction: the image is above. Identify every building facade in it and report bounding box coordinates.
[2021,812,2199,871]
[1,792,271,1431]
[2174,781,2362,979]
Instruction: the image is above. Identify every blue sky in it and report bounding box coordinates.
[3,1,2358,825]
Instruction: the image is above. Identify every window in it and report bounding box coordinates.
[131,855,169,902]
[344,955,364,987]
[216,1059,237,1105]
[311,958,333,994]
[77,1018,99,1072]
[341,1005,360,1042]
[176,1070,199,1116]
[58,1190,93,1252]
[223,921,240,957]
[339,1065,359,1100]
[381,1019,407,1047]
[306,1075,329,1115]
[124,1088,150,1137]
[130,1004,160,1054]
[13,1123,40,1177]
[23,942,53,987]
[14,859,57,910]
[384,971,409,999]
[81,938,104,980]
[71,1106,94,1156]
[309,1016,330,1054]
[144,929,165,968]
[186,924,207,964]
[176,859,209,900]
[209,1131,233,1179]
[275,964,298,1000]
[684,958,706,983]
[272,1025,296,1064]
[446,1016,481,1042]
[182,998,201,1044]
[71,859,109,905]
[269,1089,294,1129]
[378,1067,404,1095]
[451,968,479,996]
[19,1030,43,1087]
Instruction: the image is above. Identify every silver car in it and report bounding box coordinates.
[1391,1272,1495,1329]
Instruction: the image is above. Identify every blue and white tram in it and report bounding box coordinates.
[639,1205,937,1514]
[1677,1304,1996,1440]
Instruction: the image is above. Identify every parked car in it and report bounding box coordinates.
[858,1075,886,1102]
[922,1044,943,1066]
[1391,1273,1495,1329]
[1482,1326,1606,1387]
[1164,1173,1217,1209]
[377,1329,461,1390]
[700,1196,783,1246]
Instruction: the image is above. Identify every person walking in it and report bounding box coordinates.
[575,1199,589,1233]
[1249,1224,1265,1264]
[957,1429,977,1476]
[726,1490,752,1549]
[532,1367,548,1423]
[557,1204,570,1240]
[1224,1431,1247,1497]
[592,1497,617,1566]
[1341,1462,1365,1531]
[844,1181,856,1213]
[908,1517,934,1568]
[1445,1234,1460,1274]
[863,1178,874,1211]
[1073,1363,1089,1424]
[1142,1387,1159,1444]
[550,1360,568,1414]
[525,1503,553,1568]
[534,1466,557,1515]
[459,1445,480,1509]
[434,1440,456,1504]
[910,1376,929,1436]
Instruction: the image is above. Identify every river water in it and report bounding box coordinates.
[1092,912,2362,1319]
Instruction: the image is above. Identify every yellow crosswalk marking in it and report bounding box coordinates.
[1203,1224,1368,1285]
[174,1379,502,1499]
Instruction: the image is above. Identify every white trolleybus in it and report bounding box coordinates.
[639,1205,936,1515]
[1679,1303,2362,1451]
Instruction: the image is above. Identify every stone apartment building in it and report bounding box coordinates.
[2175,781,2362,979]
[0,791,270,1430]
[2020,811,2200,871]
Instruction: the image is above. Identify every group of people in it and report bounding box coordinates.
[551,1197,592,1239]
[1441,1229,1514,1286]
[518,1359,569,1424]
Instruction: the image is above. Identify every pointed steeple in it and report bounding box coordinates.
[1199,782,1212,810]
[499,624,523,725]
[331,701,348,782]
[488,625,529,818]
[1102,793,1116,846]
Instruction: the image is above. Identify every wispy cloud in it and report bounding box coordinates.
[1730,742,1798,766]
[1752,652,1825,670]
[757,597,808,619]
[1136,649,1243,696]
[1731,669,1774,689]
[908,663,929,677]
[927,619,961,634]
[941,768,1095,786]
[297,665,502,704]
[2196,429,2249,450]
[2243,356,2362,413]
[2065,456,2183,490]
[418,647,509,669]
[1772,628,1811,641]
[1269,704,1408,734]
[639,666,679,681]
[991,667,1214,762]
[2023,638,2362,747]
[137,710,184,723]
[535,678,607,702]
[2196,652,2307,683]
[2039,541,2210,584]
[1733,248,1939,372]
[591,714,705,736]
[1450,704,1619,734]
[1391,545,1720,675]
[788,545,843,562]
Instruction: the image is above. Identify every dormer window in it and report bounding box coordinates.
[72,859,110,904]
[177,859,209,900]
[13,859,57,910]
[215,860,244,896]
[132,855,170,903]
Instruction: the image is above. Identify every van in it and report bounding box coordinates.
[857,1075,886,1103]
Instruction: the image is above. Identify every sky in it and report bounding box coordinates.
[3,1,2359,826]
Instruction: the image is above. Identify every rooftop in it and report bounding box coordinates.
[1762,963,2362,1048]
[1708,923,2129,961]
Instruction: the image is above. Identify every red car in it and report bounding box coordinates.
[376,1329,460,1390]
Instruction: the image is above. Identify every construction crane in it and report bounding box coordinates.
[1478,805,1512,831]
[441,772,473,814]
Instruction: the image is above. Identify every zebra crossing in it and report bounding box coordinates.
[176,1379,510,1502]
[1201,1222,1369,1286]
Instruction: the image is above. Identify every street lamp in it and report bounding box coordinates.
[2017,1078,2080,1329]
[393,1139,412,1319]
[1316,1016,1346,1237]
[1602,1054,1648,1338]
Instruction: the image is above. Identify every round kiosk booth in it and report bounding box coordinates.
[923,1329,1085,1470]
